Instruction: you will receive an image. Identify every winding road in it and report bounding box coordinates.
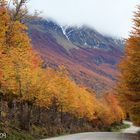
[121,121,140,133]
[43,121,140,140]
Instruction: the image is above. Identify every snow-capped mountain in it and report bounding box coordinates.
[27,19,124,92]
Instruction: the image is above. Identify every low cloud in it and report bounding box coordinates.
[28,0,140,38]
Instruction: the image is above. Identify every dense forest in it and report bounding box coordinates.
[0,0,139,140]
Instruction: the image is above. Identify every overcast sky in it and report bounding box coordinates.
[28,0,140,38]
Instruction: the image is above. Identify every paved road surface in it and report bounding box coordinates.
[43,132,139,140]
[42,121,140,140]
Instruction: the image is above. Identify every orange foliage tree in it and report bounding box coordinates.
[96,92,124,126]
[117,5,140,126]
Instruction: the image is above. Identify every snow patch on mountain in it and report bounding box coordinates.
[61,26,70,40]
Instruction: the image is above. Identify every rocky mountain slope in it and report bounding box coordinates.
[27,19,124,92]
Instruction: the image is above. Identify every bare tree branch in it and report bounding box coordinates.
[12,0,29,21]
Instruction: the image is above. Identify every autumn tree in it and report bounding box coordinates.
[0,1,10,121]
[42,67,97,121]
[118,5,140,126]
[96,92,124,127]
[0,0,43,129]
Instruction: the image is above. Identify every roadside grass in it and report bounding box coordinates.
[107,123,130,132]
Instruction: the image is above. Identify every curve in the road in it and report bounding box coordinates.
[42,121,140,140]
[121,121,140,133]
[43,132,139,140]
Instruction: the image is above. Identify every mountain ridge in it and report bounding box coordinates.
[27,18,124,92]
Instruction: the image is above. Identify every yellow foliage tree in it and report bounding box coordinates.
[117,5,140,126]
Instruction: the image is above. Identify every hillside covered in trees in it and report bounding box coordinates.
[27,18,124,92]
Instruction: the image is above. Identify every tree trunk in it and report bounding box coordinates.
[27,103,32,131]
[0,95,2,122]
